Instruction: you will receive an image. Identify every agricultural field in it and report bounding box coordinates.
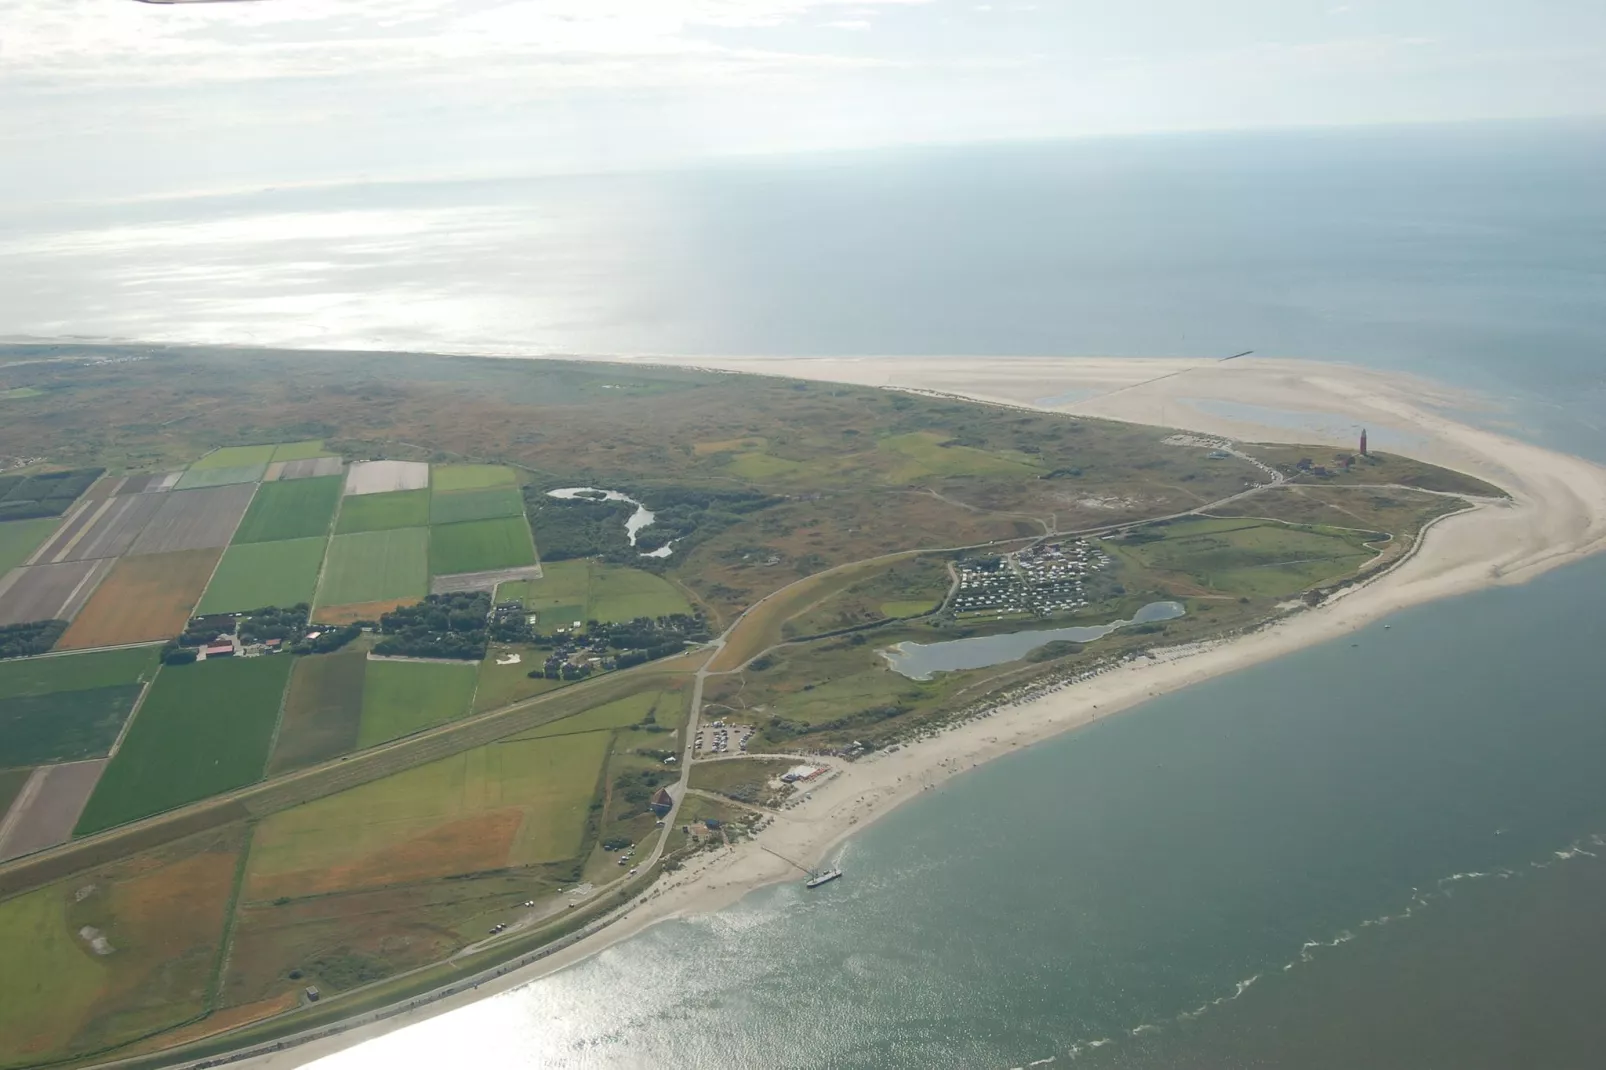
[0,760,108,863]
[174,464,267,491]
[1108,517,1381,600]
[356,659,478,748]
[516,687,683,740]
[0,687,147,767]
[0,517,59,573]
[33,492,164,564]
[430,464,518,492]
[266,648,367,775]
[429,485,524,525]
[57,549,220,649]
[317,528,429,608]
[0,825,247,1069]
[232,476,343,543]
[244,728,610,901]
[75,655,293,834]
[0,645,159,700]
[344,460,429,496]
[191,445,280,470]
[500,559,686,626]
[0,558,114,628]
[270,457,344,482]
[0,468,103,523]
[269,441,333,462]
[129,484,255,555]
[196,538,327,615]
[0,766,30,816]
[471,648,563,713]
[429,516,536,576]
[335,489,430,534]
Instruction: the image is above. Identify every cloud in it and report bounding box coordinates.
[1,0,931,91]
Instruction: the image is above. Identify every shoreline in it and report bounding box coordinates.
[234,354,1606,1070]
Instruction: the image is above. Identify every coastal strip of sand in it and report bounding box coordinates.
[237,355,1606,1070]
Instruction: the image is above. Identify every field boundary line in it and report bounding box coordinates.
[21,505,78,566]
[0,767,47,854]
[191,481,259,613]
[206,825,257,1015]
[108,672,159,760]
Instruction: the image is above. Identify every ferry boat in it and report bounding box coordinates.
[805,867,843,888]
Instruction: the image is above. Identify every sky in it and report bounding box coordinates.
[3,0,1605,203]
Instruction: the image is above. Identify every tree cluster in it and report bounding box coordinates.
[612,768,669,809]
[238,604,310,644]
[373,592,490,660]
[0,619,68,659]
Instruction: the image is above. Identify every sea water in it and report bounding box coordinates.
[7,118,1606,1068]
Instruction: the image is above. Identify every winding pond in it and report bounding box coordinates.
[882,601,1186,680]
[546,487,674,558]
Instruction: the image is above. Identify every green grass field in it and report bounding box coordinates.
[357,659,479,747]
[472,648,563,712]
[267,648,367,775]
[878,431,1044,482]
[318,528,429,607]
[335,489,430,534]
[74,656,293,834]
[0,883,108,1066]
[589,565,691,621]
[429,486,525,525]
[174,463,267,490]
[245,729,610,900]
[0,831,245,1069]
[500,560,690,625]
[0,646,158,700]
[190,445,279,470]
[1114,518,1378,599]
[428,517,536,576]
[232,476,342,543]
[0,685,146,766]
[269,440,333,462]
[515,688,676,739]
[197,538,328,615]
[429,464,519,492]
[0,517,59,572]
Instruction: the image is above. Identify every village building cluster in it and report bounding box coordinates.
[950,539,1112,618]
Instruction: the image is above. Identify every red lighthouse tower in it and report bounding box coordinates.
[1359,429,1369,457]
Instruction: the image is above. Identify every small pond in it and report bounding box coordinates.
[881,601,1186,681]
[546,487,674,558]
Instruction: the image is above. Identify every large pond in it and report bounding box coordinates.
[882,601,1186,680]
[545,487,673,558]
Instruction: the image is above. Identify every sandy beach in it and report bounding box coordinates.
[240,355,1606,1070]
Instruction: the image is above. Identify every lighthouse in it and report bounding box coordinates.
[1359,429,1369,457]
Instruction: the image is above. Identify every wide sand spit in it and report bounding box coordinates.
[240,355,1606,1070]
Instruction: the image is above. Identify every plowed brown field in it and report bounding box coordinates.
[56,549,221,649]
